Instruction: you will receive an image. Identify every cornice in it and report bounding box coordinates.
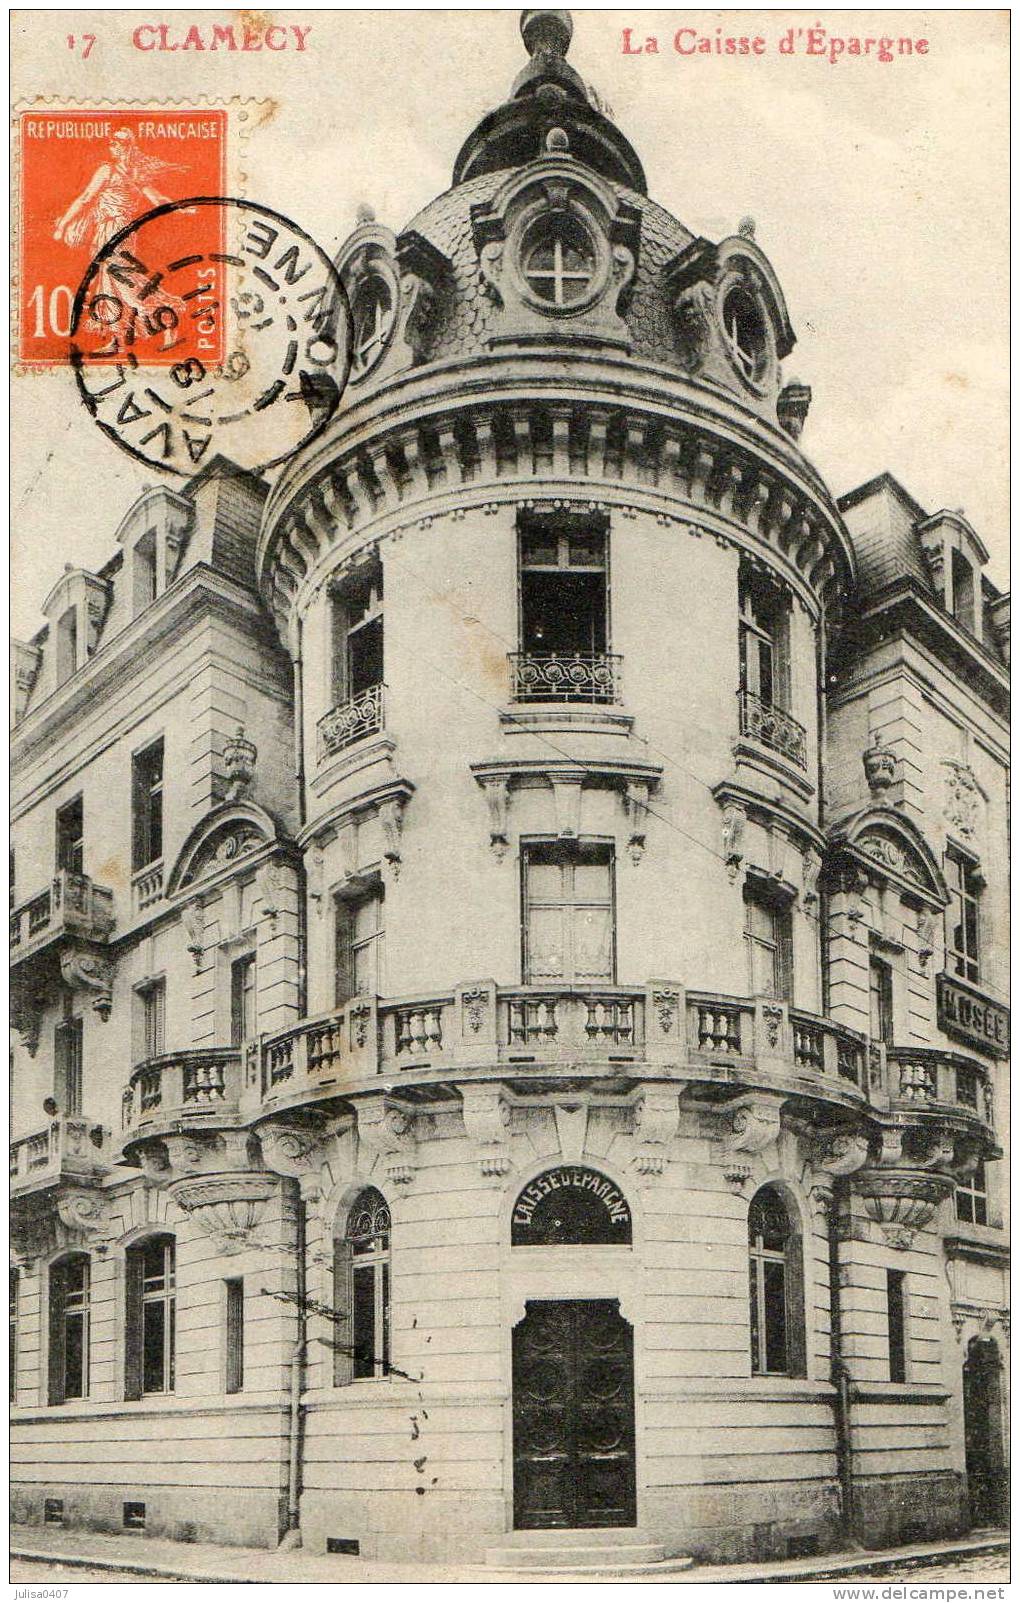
[845,578,1009,711]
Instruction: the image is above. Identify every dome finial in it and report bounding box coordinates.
[520,10,573,58]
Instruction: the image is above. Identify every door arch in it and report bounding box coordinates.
[962,1335,1007,1527]
[512,1298,636,1530]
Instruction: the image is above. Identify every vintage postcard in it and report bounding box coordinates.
[9,8,1009,1591]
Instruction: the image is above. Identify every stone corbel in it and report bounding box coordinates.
[478,774,510,860]
[257,858,285,930]
[394,230,450,365]
[624,779,650,865]
[258,1122,324,1182]
[912,1125,959,1175]
[169,1172,278,1247]
[721,801,746,883]
[181,899,205,971]
[11,991,42,1057]
[60,947,114,1021]
[356,1096,417,1185]
[307,848,325,917]
[551,774,584,840]
[54,1186,116,1253]
[725,1094,784,1173]
[813,1127,871,1180]
[916,906,936,973]
[802,847,823,910]
[631,1089,681,1177]
[378,795,406,877]
[461,1084,514,1179]
[777,382,811,441]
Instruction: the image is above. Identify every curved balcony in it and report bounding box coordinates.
[253,981,869,1112]
[317,682,385,763]
[737,689,807,770]
[885,1045,996,1131]
[120,1049,245,1147]
[508,651,622,705]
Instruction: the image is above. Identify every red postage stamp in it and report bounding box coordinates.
[17,108,227,366]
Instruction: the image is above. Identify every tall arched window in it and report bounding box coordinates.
[748,1186,804,1377]
[48,1253,90,1404]
[334,1188,391,1384]
[125,1234,175,1400]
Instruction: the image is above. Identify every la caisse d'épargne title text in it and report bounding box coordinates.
[622,24,930,65]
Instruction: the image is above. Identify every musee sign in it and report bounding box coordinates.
[937,973,1010,1057]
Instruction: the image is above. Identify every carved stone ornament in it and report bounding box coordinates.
[652,987,681,1037]
[625,779,650,865]
[674,280,716,375]
[356,1096,417,1185]
[814,1128,870,1179]
[723,1159,754,1195]
[916,907,936,972]
[727,1095,783,1157]
[378,795,407,876]
[721,801,747,883]
[461,986,489,1035]
[461,1085,513,1178]
[169,1172,277,1246]
[257,858,286,928]
[54,1186,116,1251]
[863,735,897,793]
[801,847,823,909]
[223,726,258,801]
[943,760,981,841]
[181,900,205,970]
[857,831,917,883]
[59,947,114,1021]
[631,1089,681,1177]
[478,774,510,860]
[777,382,812,441]
[853,1168,954,1249]
[761,1004,784,1051]
[258,1123,323,1181]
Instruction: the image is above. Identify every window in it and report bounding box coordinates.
[54,1016,83,1116]
[351,277,394,373]
[224,1278,244,1394]
[133,530,158,615]
[723,286,768,383]
[335,1189,390,1383]
[231,955,257,1046]
[48,1254,90,1403]
[140,981,166,1061]
[743,882,792,1001]
[748,1186,803,1377]
[330,566,383,708]
[335,887,384,1005]
[945,849,981,983]
[10,1270,18,1403]
[887,1269,907,1382]
[516,516,611,701]
[956,1159,988,1227]
[739,566,789,710]
[869,955,894,1046]
[56,606,78,685]
[522,842,615,985]
[132,740,164,871]
[55,796,84,875]
[522,217,596,307]
[125,1235,175,1399]
[952,549,975,633]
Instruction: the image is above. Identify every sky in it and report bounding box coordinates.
[10,8,1009,637]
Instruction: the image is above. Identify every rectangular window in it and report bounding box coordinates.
[739,567,790,710]
[126,1236,175,1399]
[945,848,981,983]
[869,955,894,1046]
[10,1270,18,1403]
[331,566,384,706]
[133,531,158,615]
[55,795,84,875]
[887,1269,907,1383]
[141,981,166,1061]
[522,842,615,985]
[48,1256,90,1404]
[518,518,608,660]
[952,549,975,633]
[231,955,257,1046]
[55,1017,83,1117]
[743,883,793,1001]
[956,1159,989,1226]
[132,740,164,871]
[56,606,78,685]
[335,888,385,1005]
[225,1278,244,1394]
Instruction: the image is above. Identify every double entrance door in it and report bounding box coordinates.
[512,1299,636,1529]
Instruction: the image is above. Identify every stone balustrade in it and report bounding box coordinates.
[9,870,115,963]
[887,1046,995,1128]
[121,1050,244,1136]
[9,1115,111,1196]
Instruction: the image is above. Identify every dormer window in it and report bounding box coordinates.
[134,530,158,615]
[352,277,394,374]
[522,217,595,307]
[723,286,768,384]
[952,548,975,633]
[56,606,78,685]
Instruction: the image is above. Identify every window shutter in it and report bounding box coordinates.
[778,911,794,1004]
[124,1247,143,1401]
[332,1237,353,1387]
[47,1261,65,1406]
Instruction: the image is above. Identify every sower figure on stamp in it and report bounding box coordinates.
[53,127,188,342]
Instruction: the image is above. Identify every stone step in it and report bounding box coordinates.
[485,1542,673,1571]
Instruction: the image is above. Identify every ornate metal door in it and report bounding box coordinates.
[512,1299,636,1529]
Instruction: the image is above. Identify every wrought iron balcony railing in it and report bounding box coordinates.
[317,682,385,761]
[10,870,115,963]
[508,651,622,704]
[10,1115,111,1195]
[737,689,808,769]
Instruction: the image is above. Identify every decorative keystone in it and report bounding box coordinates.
[631,1088,681,1177]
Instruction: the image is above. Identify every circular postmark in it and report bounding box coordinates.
[69,196,351,477]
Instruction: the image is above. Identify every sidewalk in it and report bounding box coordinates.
[9,1523,1009,1586]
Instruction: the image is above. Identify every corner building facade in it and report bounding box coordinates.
[11,12,1009,1567]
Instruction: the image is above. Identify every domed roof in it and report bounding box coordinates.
[453,10,646,193]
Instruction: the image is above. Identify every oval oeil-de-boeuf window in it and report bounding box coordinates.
[511,1166,632,1245]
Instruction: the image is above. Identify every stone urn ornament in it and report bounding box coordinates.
[224,725,258,800]
[863,732,897,793]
